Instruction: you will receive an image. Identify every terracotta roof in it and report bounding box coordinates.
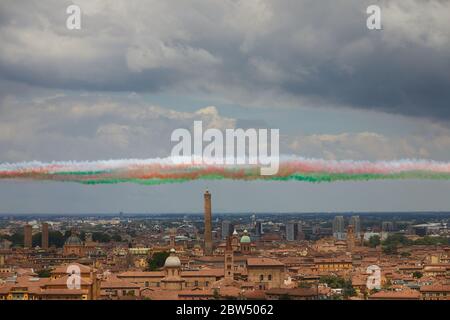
[39,288,88,295]
[118,271,164,278]
[182,269,224,277]
[101,276,140,289]
[52,263,92,274]
[243,289,266,300]
[265,287,318,297]
[44,275,92,286]
[247,258,284,267]
[420,284,450,292]
[369,289,421,300]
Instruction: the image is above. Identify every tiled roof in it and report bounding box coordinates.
[420,284,450,292]
[247,258,284,267]
[369,289,421,300]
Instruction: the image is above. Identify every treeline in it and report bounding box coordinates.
[0,230,122,248]
[369,234,450,255]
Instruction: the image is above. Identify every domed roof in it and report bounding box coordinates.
[240,230,251,243]
[164,248,181,268]
[65,235,82,246]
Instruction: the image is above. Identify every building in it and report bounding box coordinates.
[224,237,234,281]
[382,221,395,233]
[349,216,361,236]
[255,221,264,237]
[0,263,101,300]
[161,249,186,290]
[332,216,345,240]
[41,223,49,250]
[221,220,234,240]
[204,190,213,255]
[369,289,421,300]
[286,222,298,241]
[246,258,285,290]
[63,231,96,257]
[314,258,352,272]
[420,284,450,300]
[24,224,32,249]
[347,225,355,252]
[239,230,252,254]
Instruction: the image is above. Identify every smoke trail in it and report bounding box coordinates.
[1,157,450,185]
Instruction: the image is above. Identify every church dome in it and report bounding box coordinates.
[65,235,82,246]
[164,248,181,268]
[240,230,251,243]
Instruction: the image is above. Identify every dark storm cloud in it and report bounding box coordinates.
[0,0,449,119]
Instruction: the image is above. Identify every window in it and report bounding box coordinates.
[205,281,209,287]
[260,274,264,281]
[268,275,272,281]
[194,281,199,287]
[145,281,149,287]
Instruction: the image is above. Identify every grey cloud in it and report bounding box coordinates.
[0,0,449,119]
[0,94,237,162]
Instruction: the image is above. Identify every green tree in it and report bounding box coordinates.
[368,235,381,248]
[412,271,423,279]
[111,234,122,242]
[320,275,355,299]
[92,232,111,243]
[49,231,66,247]
[382,243,397,255]
[36,269,52,278]
[146,251,170,271]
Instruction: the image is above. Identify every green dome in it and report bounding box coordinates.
[240,235,251,243]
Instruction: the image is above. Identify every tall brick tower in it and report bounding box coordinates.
[203,190,213,255]
[42,222,49,250]
[24,224,32,249]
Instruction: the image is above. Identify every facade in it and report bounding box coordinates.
[314,258,352,272]
[247,258,285,290]
[420,284,450,300]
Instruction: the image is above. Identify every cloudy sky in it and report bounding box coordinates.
[0,0,450,213]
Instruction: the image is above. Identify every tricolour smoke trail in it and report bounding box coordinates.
[1,157,450,185]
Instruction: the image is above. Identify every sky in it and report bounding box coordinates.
[0,0,450,213]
